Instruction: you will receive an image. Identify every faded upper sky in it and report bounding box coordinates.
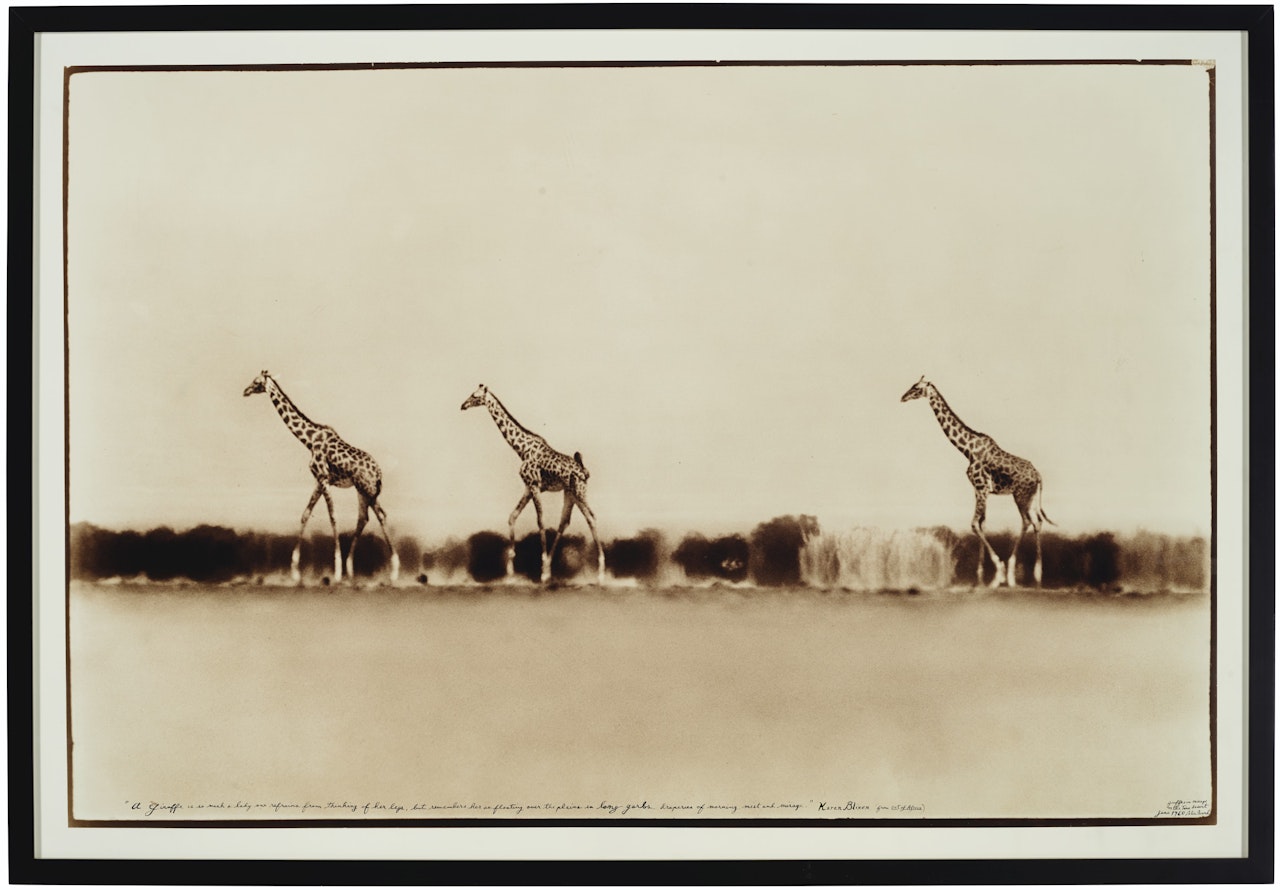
[66,63,1213,541]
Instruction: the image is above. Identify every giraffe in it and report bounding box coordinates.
[900,376,1053,587]
[461,383,605,584]
[243,370,399,584]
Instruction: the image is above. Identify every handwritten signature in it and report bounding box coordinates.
[1155,799,1211,818]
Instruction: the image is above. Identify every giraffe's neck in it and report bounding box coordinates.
[926,385,981,459]
[265,377,323,446]
[484,393,541,459]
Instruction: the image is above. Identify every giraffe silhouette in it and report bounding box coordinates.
[244,370,399,584]
[462,383,605,583]
[901,376,1053,587]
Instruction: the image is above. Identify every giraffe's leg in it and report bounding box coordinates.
[545,495,575,576]
[293,484,325,583]
[971,493,1004,587]
[575,497,606,583]
[346,494,370,582]
[1009,517,1029,589]
[321,487,342,582]
[507,491,533,579]
[1032,498,1044,587]
[528,490,550,583]
[370,501,399,582]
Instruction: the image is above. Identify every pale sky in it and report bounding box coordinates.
[66,63,1213,542]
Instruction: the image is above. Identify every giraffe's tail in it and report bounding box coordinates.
[1036,481,1056,526]
[574,451,590,479]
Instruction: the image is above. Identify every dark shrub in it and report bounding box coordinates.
[1082,533,1121,589]
[396,536,423,576]
[467,531,508,583]
[306,532,336,575]
[708,535,751,582]
[749,515,819,586]
[109,529,148,579]
[68,524,98,579]
[604,529,665,580]
[142,527,182,581]
[70,524,128,579]
[181,525,244,583]
[512,532,547,581]
[550,534,588,579]
[342,532,391,577]
[673,532,750,582]
[672,534,712,578]
[257,533,298,576]
[1036,532,1082,588]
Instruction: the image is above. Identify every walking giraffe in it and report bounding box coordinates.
[461,383,605,584]
[244,370,399,583]
[900,376,1053,587]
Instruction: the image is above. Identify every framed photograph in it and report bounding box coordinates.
[14,4,1272,882]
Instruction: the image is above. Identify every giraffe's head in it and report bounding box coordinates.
[461,383,489,411]
[243,370,270,398]
[900,375,930,403]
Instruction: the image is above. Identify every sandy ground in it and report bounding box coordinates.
[68,582,1211,821]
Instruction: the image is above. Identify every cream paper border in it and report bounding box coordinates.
[33,24,1249,862]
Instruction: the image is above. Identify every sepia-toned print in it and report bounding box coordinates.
[65,61,1214,824]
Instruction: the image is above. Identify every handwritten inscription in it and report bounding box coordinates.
[122,797,922,819]
[1155,799,1211,818]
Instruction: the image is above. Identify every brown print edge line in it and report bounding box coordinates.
[1207,59,1219,826]
[59,56,1220,829]
[63,58,1206,77]
[61,63,75,831]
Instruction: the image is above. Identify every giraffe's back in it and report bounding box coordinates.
[980,444,1041,496]
[317,429,383,497]
[525,443,588,493]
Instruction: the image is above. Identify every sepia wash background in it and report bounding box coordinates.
[66,63,1211,543]
[63,62,1215,823]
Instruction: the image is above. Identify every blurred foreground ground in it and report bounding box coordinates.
[69,582,1211,821]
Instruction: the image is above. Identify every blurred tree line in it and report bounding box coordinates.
[69,519,1205,591]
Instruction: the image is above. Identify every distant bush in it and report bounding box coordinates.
[466,532,508,583]
[180,525,245,583]
[749,515,819,586]
[550,534,589,579]
[397,536,424,576]
[604,529,666,580]
[672,533,750,583]
[1082,533,1121,589]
